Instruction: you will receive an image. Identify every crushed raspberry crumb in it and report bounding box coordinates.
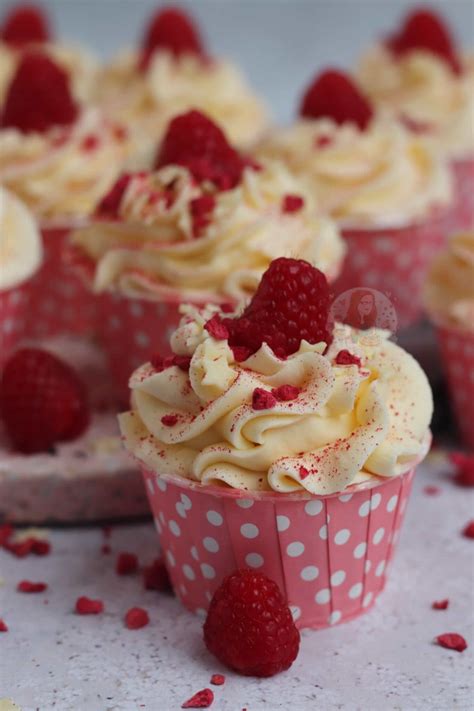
[282,194,305,213]
[75,596,104,615]
[272,384,300,401]
[315,134,332,148]
[335,350,362,367]
[432,599,449,610]
[0,619,8,632]
[80,134,99,152]
[3,536,51,557]
[210,674,225,686]
[161,414,179,427]
[299,466,310,480]
[125,607,150,630]
[1,4,51,46]
[0,51,78,134]
[181,688,214,709]
[190,194,216,238]
[223,257,333,359]
[17,580,47,593]
[101,543,111,555]
[205,314,230,340]
[143,558,172,592]
[423,485,440,496]
[204,569,300,677]
[435,633,467,652]
[300,69,373,131]
[139,7,205,71]
[252,388,277,410]
[116,552,139,575]
[462,521,474,539]
[450,452,474,487]
[386,9,461,74]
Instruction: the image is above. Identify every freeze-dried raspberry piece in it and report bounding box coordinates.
[272,384,300,401]
[124,607,150,630]
[252,388,277,410]
[161,414,179,427]
[282,194,304,213]
[299,466,310,480]
[75,596,104,615]
[181,688,214,708]
[0,619,8,632]
[432,599,449,610]
[435,633,467,652]
[204,314,230,340]
[116,552,138,575]
[210,674,225,686]
[17,580,47,593]
[335,350,362,367]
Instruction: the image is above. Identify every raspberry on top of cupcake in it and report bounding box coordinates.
[119,257,433,495]
[0,3,98,106]
[71,110,345,302]
[0,49,128,221]
[424,232,474,331]
[96,5,269,164]
[357,8,474,160]
[258,68,452,227]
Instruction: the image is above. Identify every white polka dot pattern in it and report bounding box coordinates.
[141,466,415,630]
[437,325,474,449]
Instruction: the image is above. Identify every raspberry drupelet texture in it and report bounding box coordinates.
[203,569,300,677]
[0,51,78,133]
[1,3,50,46]
[223,257,333,359]
[300,69,373,130]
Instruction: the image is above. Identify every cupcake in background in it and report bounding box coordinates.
[259,68,453,329]
[71,110,345,402]
[0,2,98,105]
[424,232,474,448]
[0,187,42,366]
[119,257,433,628]
[96,5,269,166]
[0,50,128,338]
[357,7,474,230]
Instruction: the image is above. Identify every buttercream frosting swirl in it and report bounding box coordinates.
[258,117,452,226]
[71,161,345,300]
[0,108,128,221]
[357,46,474,159]
[424,231,474,331]
[119,308,433,495]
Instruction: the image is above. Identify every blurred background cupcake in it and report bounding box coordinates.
[259,68,453,329]
[424,232,474,449]
[70,110,345,403]
[357,7,474,231]
[96,5,270,168]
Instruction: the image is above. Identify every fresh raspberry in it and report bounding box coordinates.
[143,557,172,592]
[432,599,449,610]
[190,194,216,237]
[75,596,104,615]
[95,173,140,219]
[252,388,277,410]
[223,257,333,359]
[155,110,247,190]
[335,350,362,367]
[181,689,214,709]
[462,521,474,539]
[450,452,474,487]
[435,633,467,652]
[282,194,304,213]
[17,580,47,593]
[203,569,300,677]
[204,314,230,340]
[116,552,138,575]
[386,9,461,74]
[1,4,50,46]
[0,348,90,454]
[124,607,149,630]
[0,51,78,133]
[0,619,8,632]
[272,384,300,401]
[299,69,373,131]
[139,6,205,71]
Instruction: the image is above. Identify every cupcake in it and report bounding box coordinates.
[71,110,345,402]
[0,49,128,337]
[119,257,433,629]
[0,2,98,105]
[97,6,269,166]
[357,8,474,230]
[259,69,453,328]
[424,232,474,448]
[0,187,42,366]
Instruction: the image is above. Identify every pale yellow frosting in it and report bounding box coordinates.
[357,46,474,160]
[119,310,433,495]
[0,108,128,221]
[0,41,99,105]
[71,161,345,300]
[259,117,453,226]
[424,232,474,331]
[97,50,269,166]
[0,187,42,290]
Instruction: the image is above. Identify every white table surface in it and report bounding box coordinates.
[0,453,472,711]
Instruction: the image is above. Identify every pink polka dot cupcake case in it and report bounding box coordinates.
[142,468,414,630]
